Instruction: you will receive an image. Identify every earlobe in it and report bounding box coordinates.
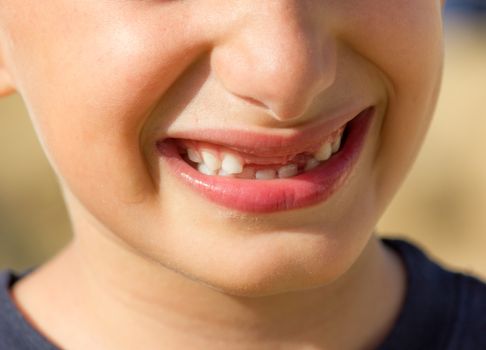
[0,66,15,97]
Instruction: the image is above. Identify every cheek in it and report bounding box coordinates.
[344,0,444,87]
[380,6,443,201]
[8,5,207,208]
[343,0,444,203]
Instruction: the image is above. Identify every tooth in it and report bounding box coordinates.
[331,135,342,153]
[278,164,298,178]
[304,158,320,171]
[200,149,221,171]
[314,143,332,161]
[221,153,244,174]
[197,163,217,176]
[255,169,277,180]
[187,148,202,163]
[218,168,233,177]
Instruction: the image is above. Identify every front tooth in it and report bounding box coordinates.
[331,135,342,153]
[221,153,244,174]
[304,158,320,171]
[314,143,332,161]
[187,148,202,163]
[255,169,277,180]
[198,163,217,176]
[218,168,233,177]
[200,149,221,171]
[278,164,298,178]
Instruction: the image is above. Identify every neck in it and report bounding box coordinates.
[12,222,405,350]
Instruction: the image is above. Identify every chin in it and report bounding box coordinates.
[169,232,366,298]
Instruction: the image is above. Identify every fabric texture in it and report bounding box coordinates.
[1,238,485,350]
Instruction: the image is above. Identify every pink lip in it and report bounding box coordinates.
[157,107,374,213]
[165,107,363,157]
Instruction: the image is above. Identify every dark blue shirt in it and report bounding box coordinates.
[1,239,485,349]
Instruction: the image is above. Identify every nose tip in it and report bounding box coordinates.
[211,4,336,122]
[261,59,334,121]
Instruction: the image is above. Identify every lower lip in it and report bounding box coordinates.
[157,108,374,213]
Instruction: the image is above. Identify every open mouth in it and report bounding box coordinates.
[175,124,346,180]
[157,107,374,213]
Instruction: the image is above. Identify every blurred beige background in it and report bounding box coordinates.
[1,19,485,279]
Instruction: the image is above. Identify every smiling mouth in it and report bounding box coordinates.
[175,124,346,180]
[156,107,375,213]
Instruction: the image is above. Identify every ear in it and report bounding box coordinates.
[0,68,15,97]
[0,54,15,97]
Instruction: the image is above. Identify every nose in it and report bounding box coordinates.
[211,2,336,122]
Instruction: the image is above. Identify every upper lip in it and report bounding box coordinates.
[160,106,371,158]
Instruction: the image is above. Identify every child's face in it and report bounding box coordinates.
[0,1,443,295]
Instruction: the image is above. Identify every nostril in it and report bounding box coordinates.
[239,95,268,109]
[236,94,308,122]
